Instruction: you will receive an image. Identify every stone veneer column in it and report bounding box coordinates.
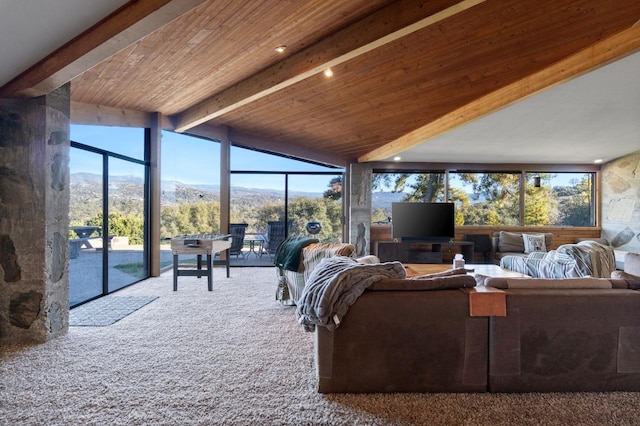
[349,163,372,257]
[601,150,640,253]
[0,84,70,344]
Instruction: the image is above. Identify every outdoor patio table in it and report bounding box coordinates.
[246,235,266,258]
[70,226,101,248]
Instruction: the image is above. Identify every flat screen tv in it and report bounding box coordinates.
[391,202,455,242]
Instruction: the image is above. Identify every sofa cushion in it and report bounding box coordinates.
[485,277,613,289]
[497,231,553,254]
[369,274,476,291]
[624,252,640,277]
[523,233,546,254]
[498,231,525,253]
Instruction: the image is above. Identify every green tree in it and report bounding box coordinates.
[87,211,145,244]
[556,176,593,226]
[375,173,445,202]
[523,174,556,226]
[323,176,343,200]
[160,201,220,237]
[371,207,389,223]
[456,173,521,225]
[374,172,526,226]
[254,202,285,233]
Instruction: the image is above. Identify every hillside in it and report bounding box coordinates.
[70,173,330,222]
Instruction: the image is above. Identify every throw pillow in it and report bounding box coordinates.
[498,231,525,253]
[523,233,546,254]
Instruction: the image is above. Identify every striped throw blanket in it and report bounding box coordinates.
[276,242,356,306]
[302,242,355,282]
[500,241,615,278]
[296,256,405,332]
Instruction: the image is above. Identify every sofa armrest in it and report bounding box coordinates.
[611,270,640,289]
[624,252,640,276]
[491,235,500,261]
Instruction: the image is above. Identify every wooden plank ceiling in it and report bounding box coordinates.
[7,0,640,166]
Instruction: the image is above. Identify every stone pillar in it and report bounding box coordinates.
[349,163,372,257]
[0,84,70,344]
[601,150,640,254]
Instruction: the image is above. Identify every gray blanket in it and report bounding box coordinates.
[295,256,405,332]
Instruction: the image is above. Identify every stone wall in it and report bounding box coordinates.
[0,84,70,344]
[601,150,640,254]
[349,163,372,257]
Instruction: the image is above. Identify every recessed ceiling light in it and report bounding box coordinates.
[275,46,287,53]
[323,68,334,77]
[393,156,401,161]
[593,158,603,164]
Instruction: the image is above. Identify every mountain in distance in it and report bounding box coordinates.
[72,173,325,207]
[372,191,406,209]
[71,172,449,213]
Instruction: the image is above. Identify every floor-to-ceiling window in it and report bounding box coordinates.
[160,131,221,267]
[69,125,148,307]
[107,157,147,292]
[230,147,344,265]
[69,148,104,306]
[372,169,596,227]
[158,136,344,266]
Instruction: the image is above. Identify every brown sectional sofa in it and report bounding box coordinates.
[485,276,640,392]
[313,272,640,393]
[314,274,488,393]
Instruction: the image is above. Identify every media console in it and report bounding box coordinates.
[375,240,474,264]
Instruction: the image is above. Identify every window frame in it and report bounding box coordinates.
[372,164,600,228]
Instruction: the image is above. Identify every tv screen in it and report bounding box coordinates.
[391,202,455,242]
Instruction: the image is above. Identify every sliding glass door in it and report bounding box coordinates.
[69,126,149,307]
[107,158,147,293]
[69,148,104,306]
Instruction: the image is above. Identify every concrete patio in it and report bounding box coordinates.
[69,244,275,307]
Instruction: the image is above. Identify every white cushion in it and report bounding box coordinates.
[523,233,546,254]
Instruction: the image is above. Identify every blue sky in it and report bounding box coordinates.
[70,125,342,192]
[70,125,582,193]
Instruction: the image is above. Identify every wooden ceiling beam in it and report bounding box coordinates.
[358,26,640,162]
[172,0,486,132]
[0,0,208,98]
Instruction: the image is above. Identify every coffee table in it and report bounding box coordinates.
[403,264,527,317]
[404,263,528,279]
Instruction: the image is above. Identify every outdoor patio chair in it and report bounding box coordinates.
[228,223,248,259]
[265,221,291,259]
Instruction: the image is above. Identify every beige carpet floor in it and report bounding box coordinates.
[1,267,639,425]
